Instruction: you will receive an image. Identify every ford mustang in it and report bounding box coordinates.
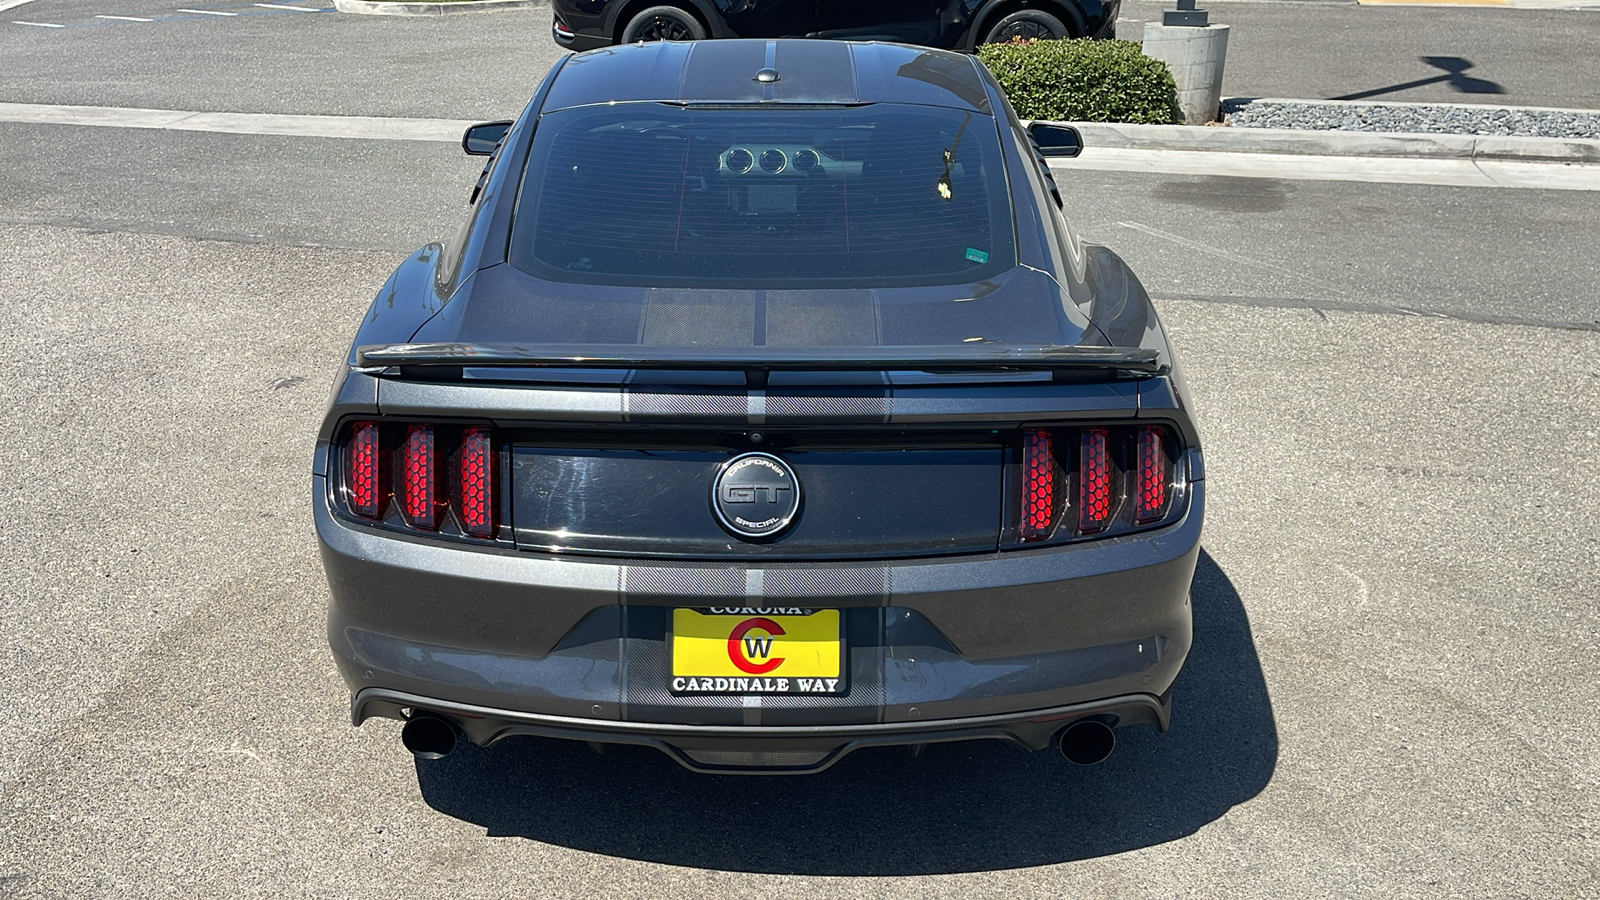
[314,38,1203,775]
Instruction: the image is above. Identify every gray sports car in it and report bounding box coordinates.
[314,39,1204,775]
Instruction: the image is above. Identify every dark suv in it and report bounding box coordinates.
[552,0,1119,52]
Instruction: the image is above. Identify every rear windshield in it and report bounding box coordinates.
[509,103,1015,289]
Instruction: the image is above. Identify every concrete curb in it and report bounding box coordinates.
[332,0,538,15]
[1047,121,1600,164]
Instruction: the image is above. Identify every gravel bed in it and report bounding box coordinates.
[1223,99,1600,139]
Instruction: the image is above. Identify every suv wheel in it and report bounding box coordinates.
[621,6,707,43]
[982,10,1069,43]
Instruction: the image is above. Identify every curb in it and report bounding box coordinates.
[1049,121,1600,164]
[332,0,539,15]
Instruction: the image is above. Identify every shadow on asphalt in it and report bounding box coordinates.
[1333,55,1504,101]
[415,549,1277,874]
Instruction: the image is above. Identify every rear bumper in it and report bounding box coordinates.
[318,477,1202,760]
[550,8,611,52]
[356,686,1169,774]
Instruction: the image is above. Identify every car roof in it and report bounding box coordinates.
[542,39,993,115]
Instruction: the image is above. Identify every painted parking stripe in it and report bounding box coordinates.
[0,102,475,142]
[177,8,239,13]
[11,19,62,25]
[0,101,1594,193]
[95,14,156,20]
[253,3,322,9]
[1048,148,1600,192]
[0,0,38,12]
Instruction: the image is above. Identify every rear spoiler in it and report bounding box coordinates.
[355,342,1166,379]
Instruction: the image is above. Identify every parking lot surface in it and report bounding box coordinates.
[2,4,1599,897]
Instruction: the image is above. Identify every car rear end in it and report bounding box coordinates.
[315,41,1202,774]
[316,357,1201,773]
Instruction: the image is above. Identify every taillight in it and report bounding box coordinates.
[1077,428,1112,534]
[1012,423,1185,547]
[1135,425,1171,523]
[456,426,496,539]
[346,421,383,520]
[339,421,500,541]
[397,423,441,530]
[1021,430,1057,542]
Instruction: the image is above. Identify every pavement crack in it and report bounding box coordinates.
[1152,291,1600,333]
[1115,220,1350,300]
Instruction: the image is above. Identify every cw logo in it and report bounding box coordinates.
[726,617,786,674]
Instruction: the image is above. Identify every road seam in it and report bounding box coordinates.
[1151,292,1600,332]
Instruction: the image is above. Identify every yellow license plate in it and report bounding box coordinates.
[670,608,844,695]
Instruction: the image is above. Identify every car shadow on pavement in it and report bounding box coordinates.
[415,549,1277,874]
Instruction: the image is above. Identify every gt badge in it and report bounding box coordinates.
[712,452,800,539]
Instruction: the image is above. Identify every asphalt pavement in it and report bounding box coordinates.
[2,3,1599,898]
[3,0,1598,115]
[1120,0,1600,109]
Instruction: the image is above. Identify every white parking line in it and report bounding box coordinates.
[0,102,475,142]
[1,101,1593,193]
[95,13,155,20]
[0,0,38,13]
[11,19,62,25]
[1050,148,1600,192]
[254,3,321,9]
[176,7,239,13]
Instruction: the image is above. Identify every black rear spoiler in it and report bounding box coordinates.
[355,342,1165,379]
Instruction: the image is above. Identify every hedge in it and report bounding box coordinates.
[977,38,1181,125]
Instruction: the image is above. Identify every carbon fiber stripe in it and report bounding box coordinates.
[764,392,890,422]
[764,567,890,600]
[622,389,745,420]
[621,566,747,600]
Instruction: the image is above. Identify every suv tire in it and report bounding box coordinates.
[982,10,1069,43]
[621,6,707,43]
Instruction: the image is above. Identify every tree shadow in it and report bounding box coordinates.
[1333,56,1504,101]
[415,549,1277,874]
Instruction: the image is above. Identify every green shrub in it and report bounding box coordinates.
[977,38,1181,125]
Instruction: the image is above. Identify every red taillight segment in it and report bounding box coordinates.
[1135,425,1170,523]
[398,423,440,530]
[343,421,499,539]
[1077,428,1112,533]
[347,421,383,519]
[1022,430,1056,542]
[457,426,495,538]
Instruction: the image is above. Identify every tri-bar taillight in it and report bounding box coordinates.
[1016,423,1182,545]
[341,421,498,540]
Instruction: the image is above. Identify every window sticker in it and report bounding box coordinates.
[965,248,989,264]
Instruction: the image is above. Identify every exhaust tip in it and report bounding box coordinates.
[401,713,459,761]
[1058,718,1116,766]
